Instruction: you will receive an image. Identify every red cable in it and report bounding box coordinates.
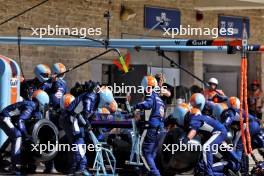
[243,58,253,154]
[240,58,248,154]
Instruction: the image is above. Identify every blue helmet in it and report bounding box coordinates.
[98,86,117,112]
[32,90,50,111]
[173,103,191,127]
[190,93,205,111]
[213,103,228,121]
[141,75,158,93]
[60,93,75,110]
[52,63,66,78]
[34,64,51,82]
[227,97,240,110]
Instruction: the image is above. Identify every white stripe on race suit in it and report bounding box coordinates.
[73,117,80,133]
[233,112,240,121]
[259,133,264,140]
[59,130,66,139]
[155,96,162,101]
[19,96,24,102]
[78,144,86,158]
[14,137,22,154]
[55,91,63,98]
[200,122,214,133]
[24,110,31,114]
[212,161,228,167]
[233,124,246,149]
[203,132,221,166]
[214,152,223,160]
[3,117,14,128]
[234,131,241,150]
[87,100,91,110]
[140,129,151,171]
[74,101,83,114]
[139,109,152,171]
[58,87,64,91]
[70,116,74,123]
[9,108,20,116]
[145,110,152,121]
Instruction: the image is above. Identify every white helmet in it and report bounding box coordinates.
[208,78,218,85]
[190,93,205,111]
[52,63,66,78]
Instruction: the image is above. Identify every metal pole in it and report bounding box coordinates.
[58,48,121,77]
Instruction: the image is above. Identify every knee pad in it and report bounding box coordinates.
[13,137,22,155]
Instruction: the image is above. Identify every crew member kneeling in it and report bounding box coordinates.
[185,93,227,176]
[0,90,49,175]
[59,87,118,176]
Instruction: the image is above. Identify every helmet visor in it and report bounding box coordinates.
[40,73,50,79]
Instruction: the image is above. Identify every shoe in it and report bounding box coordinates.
[11,167,22,176]
[43,161,58,173]
[13,171,22,176]
[43,167,58,174]
[75,169,91,176]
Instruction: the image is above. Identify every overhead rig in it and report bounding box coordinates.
[1,37,264,52]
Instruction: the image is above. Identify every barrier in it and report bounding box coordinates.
[0,55,21,148]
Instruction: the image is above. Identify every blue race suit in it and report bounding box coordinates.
[223,108,263,159]
[0,101,39,169]
[20,78,52,100]
[48,78,68,128]
[45,78,67,172]
[189,111,227,176]
[59,92,99,174]
[134,92,165,176]
[202,100,215,116]
[50,78,67,108]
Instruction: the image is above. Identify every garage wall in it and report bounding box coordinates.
[129,50,179,67]
[203,52,241,66]
[148,67,180,87]
[203,52,240,96]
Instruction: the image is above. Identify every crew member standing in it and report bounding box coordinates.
[133,75,165,176]
[202,77,226,103]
